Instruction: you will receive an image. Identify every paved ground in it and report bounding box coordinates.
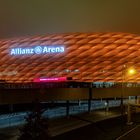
[52,115,140,140]
[0,107,139,140]
[50,107,140,140]
[116,113,140,140]
[116,125,140,140]
[0,126,19,140]
[49,107,121,136]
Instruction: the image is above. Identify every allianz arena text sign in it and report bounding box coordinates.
[10,46,65,55]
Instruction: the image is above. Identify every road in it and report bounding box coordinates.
[0,106,139,140]
[116,125,140,140]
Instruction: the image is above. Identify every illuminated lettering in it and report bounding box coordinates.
[10,46,65,55]
[11,49,16,55]
[51,48,55,52]
[60,47,64,52]
[43,47,49,53]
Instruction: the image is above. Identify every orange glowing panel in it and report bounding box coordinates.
[0,32,140,83]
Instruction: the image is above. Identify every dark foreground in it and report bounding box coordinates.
[0,111,140,140]
[52,116,137,140]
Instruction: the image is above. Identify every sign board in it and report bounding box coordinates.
[10,46,65,55]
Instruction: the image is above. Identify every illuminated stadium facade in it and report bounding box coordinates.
[0,32,140,83]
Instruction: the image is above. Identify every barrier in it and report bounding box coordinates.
[127,103,140,125]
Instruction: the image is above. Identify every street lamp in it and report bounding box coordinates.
[121,66,136,115]
[127,67,137,102]
[127,68,136,75]
[120,66,137,128]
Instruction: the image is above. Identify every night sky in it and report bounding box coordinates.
[0,0,140,39]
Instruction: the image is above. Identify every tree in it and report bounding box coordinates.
[18,100,50,140]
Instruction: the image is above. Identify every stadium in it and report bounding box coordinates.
[0,32,140,117]
[0,32,140,83]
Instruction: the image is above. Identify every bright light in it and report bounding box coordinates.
[128,68,136,75]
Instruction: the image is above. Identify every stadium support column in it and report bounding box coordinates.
[127,103,133,125]
[135,96,138,104]
[88,86,92,113]
[9,104,13,112]
[66,100,70,117]
[105,99,109,112]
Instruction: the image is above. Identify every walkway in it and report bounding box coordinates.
[49,107,121,136]
[0,107,121,140]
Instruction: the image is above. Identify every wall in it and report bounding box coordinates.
[0,87,140,104]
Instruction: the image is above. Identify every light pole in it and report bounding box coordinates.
[120,65,136,128]
[121,65,136,115]
[127,67,136,103]
[120,65,126,116]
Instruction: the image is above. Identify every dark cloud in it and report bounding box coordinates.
[0,0,140,39]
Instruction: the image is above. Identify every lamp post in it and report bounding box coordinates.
[120,65,136,128]
[121,65,136,115]
[127,67,136,103]
[120,65,126,116]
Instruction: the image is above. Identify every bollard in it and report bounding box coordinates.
[127,104,133,125]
